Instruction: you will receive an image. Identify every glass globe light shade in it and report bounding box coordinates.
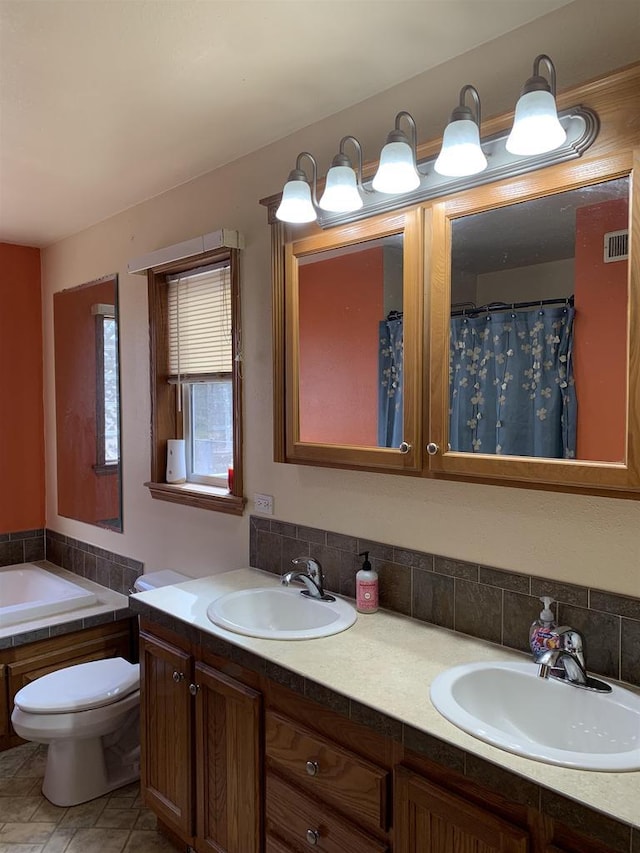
[434,120,488,177]
[506,90,566,156]
[372,141,420,194]
[319,165,363,212]
[275,179,317,223]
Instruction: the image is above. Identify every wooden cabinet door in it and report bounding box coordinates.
[194,661,262,853]
[395,766,530,853]
[139,631,193,840]
[0,666,7,738]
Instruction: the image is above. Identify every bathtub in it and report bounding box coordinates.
[0,563,98,627]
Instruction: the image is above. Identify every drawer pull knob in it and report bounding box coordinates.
[172,671,184,683]
[189,683,200,696]
[305,828,320,845]
[305,760,319,776]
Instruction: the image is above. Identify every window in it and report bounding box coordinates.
[146,247,244,514]
[93,305,120,470]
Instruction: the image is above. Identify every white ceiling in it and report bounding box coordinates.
[0,0,573,248]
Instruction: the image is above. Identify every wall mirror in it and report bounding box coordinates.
[449,175,629,463]
[280,208,423,472]
[54,274,122,531]
[428,151,639,494]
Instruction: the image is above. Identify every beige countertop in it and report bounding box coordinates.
[131,567,640,830]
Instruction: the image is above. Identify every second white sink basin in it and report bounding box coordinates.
[206,586,357,640]
[430,661,640,771]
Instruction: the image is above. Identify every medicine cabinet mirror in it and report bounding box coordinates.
[54,274,122,531]
[277,208,424,472]
[268,65,640,497]
[428,153,640,494]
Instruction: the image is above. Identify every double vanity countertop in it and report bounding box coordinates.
[130,567,640,831]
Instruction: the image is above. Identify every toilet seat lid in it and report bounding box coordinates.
[14,658,140,714]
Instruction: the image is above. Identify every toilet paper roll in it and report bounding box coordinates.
[166,439,187,484]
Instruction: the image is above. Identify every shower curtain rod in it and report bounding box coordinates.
[451,295,574,317]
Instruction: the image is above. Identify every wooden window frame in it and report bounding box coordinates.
[146,247,245,515]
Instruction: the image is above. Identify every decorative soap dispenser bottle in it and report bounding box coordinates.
[356,551,378,614]
[529,596,557,657]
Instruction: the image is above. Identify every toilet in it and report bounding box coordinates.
[10,569,189,807]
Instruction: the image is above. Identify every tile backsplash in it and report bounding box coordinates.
[250,515,640,688]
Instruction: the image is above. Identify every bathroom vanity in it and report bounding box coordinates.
[130,571,639,853]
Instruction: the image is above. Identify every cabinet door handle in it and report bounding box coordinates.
[305,828,320,846]
[305,760,319,776]
[172,671,185,683]
[189,683,200,696]
[426,442,440,455]
[399,441,412,454]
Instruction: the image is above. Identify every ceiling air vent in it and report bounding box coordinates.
[603,229,629,263]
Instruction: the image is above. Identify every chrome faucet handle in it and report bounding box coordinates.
[283,557,334,602]
[552,626,585,667]
[291,556,323,585]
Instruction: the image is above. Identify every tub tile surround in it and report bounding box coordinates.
[0,528,45,566]
[250,515,640,688]
[45,530,143,596]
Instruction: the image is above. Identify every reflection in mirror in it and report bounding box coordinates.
[297,235,403,447]
[449,176,629,462]
[54,275,122,531]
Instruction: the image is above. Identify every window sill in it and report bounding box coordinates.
[145,481,246,515]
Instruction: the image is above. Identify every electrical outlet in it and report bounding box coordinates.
[253,493,274,515]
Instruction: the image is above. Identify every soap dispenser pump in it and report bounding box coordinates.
[356,551,378,614]
[529,596,557,657]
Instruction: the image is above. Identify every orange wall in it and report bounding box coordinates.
[298,248,384,446]
[574,199,628,462]
[0,243,45,533]
[54,279,119,526]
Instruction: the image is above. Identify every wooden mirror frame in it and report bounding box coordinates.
[273,208,424,473]
[427,148,639,497]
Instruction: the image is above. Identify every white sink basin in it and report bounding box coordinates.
[206,587,357,640]
[430,661,640,771]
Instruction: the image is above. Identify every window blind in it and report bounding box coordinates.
[167,262,232,377]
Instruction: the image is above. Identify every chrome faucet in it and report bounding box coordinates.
[534,626,611,693]
[281,557,335,601]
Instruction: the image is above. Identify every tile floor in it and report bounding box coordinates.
[0,743,180,853]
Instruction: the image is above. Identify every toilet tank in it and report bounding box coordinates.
[133,569,190,592]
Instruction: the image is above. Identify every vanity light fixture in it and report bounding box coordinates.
[319,136,365,213]
[371,111,422,194]
[506,54,566,156]
[275,152,319,223]
[434,85,487,177]
[274,54,598,228]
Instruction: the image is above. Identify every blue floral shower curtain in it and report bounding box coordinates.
[449,306,576,458]
[378,312,403,447]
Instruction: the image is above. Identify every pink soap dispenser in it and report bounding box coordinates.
[356,551,379,613]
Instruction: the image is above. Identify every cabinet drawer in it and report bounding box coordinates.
[267,772,388,853]
[266,710,389,832]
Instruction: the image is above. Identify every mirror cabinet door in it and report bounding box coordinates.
[279,208,423,472]
[54,274,123,530]
[427,152,640,494]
